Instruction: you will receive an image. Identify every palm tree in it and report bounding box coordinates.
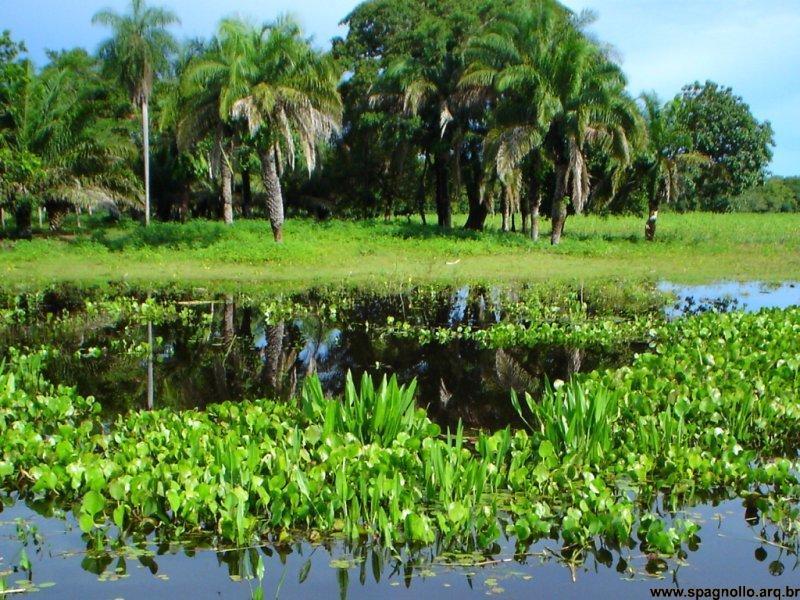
[0,50,141,233]
[230,17,342,242]
[460,2,563,239]
[93,0,180,227]
[543,32,642,244]
[179,22,256,225]
[639,93,708,241]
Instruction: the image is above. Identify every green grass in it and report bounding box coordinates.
[1,212,798,290]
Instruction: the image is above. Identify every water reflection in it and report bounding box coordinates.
[2,494,799,599]
[2,291,627,426]
[662,281,799,319]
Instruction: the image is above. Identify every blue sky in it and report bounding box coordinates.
[3,0,798,175]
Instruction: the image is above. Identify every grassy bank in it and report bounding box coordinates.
[1,212,798,290]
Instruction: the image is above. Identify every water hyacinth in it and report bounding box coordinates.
[0,307,800,561]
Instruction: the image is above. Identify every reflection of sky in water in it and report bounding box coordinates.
[448,285,470,325]
[2,495,798,599]
[661,281,800,319]
[298,326,342,367]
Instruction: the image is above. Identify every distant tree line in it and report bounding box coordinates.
[0,0,780,244]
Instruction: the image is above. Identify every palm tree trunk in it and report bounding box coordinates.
[221,159,234,225]
[142,96,151,227]
[433,152,451,229]
[47,202,68,231]
[530,190,542,242]
[261,149,284,242]
[180,185,190,223]
[416,152,429,225]
[242,169,252,217]
[528,166,542,241]
[463,158,487,231]
[264,323,286,390]
[14,198,32,239]
[550,163,569,245]
[501,185,510,232]
[645,199,659,241]
[146,321,154,410]
[521,194,530,235]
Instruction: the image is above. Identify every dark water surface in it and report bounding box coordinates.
[1,281,799,598]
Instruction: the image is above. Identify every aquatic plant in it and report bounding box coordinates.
[1,307,800,562]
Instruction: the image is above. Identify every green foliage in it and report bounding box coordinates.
[512,380,620,463]
[674,81,775,210]
[300,371,433,446]
[2,305,800,559]
[726,177,799,213]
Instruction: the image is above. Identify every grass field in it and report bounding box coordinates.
[0,212,798,291]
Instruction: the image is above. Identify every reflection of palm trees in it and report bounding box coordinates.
[146,321,154,410]
[260,322,298,401]
[296,316,341,378]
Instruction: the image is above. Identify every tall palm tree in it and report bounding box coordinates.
[230,18,342,242]
[93,0,180,227]
[460,1,563,239]
[639,93,709,241]
[179,21,255,225]
[543,32,642,244]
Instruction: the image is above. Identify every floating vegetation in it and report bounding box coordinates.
[1,306,800,572]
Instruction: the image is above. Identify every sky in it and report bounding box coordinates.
[2,0,798,175]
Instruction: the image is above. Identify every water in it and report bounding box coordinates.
[1,285,633,428]
[1,281,799,598]
[3,495,799,599]
[661,281,800,319]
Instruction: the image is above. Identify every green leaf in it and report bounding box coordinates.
[81,490,106,517]
[538,440,555,459]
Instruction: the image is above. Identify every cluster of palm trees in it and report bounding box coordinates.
[93,2,341,242]
[1,0,701,243]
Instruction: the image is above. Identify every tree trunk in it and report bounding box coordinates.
[0,207,5,229]
[264,323,285,390]
[463,194,488,230]
[241,169,252,218]
[223,295,235,343]
[530,190,542,242]
[14,199,32,239]
[147,321,155,410]
[501,185,511,232]
[180,186,190,223]
[221,158,234,225]
[142,96,151,227]
[463,160,487,231]
[416,153,429,225]
[521,194,530,235]
[528,169,542,242]
[47,202,68,231]
[261,149,284,242]
[550,164,569,245]
[645,199,659,241]
[433,152,451,229]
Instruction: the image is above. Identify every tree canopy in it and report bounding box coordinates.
[0,1,786,244]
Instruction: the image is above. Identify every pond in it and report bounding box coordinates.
[1,281,799,598]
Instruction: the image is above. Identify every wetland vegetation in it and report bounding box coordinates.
[2,0,799,597]
[0,282,799,597]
